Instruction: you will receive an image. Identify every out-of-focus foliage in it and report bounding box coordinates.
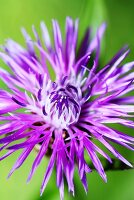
[105,0,134,62]
[0,0,134,200]
[0,0,106,42]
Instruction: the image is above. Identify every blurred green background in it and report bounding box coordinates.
[0,0,134,200]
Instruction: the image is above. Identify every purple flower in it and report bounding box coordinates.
[0,17,134,199]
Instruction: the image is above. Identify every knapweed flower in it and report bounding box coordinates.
[0,17,134,199]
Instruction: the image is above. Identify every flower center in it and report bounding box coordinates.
[44,83,81,129]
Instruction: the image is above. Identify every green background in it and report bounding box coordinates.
[0,0,134,200]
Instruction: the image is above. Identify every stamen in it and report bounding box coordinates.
[42,81,81,129]
[42,106,47,116]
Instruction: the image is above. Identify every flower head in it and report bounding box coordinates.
[0,17,134,199]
